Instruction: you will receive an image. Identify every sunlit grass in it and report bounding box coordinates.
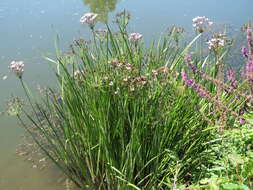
[12,13,253,189]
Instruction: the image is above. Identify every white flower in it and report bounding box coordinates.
[192,16,213,33]
[80,13,98,29]
[109,81,114,86]
[129,33,143,43]
[207,34,226,51]
[9,61,24,78]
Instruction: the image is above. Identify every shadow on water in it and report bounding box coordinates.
[83,0,118,22]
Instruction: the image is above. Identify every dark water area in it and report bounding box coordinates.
[0,0,252,189]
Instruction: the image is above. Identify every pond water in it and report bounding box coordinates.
[0,0,252,189]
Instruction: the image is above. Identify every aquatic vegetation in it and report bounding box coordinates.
[3,96,23,116]
[207,33,226,52]
[192,16,213,33]
[12,13,253,190]
[9,61,24,79]
[167,25,184,45]
[80,12,98,29]
[128,32,143,44]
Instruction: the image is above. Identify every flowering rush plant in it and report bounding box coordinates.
[9,61,24,79]
[192,16,213,33]
[128,33,143,44]
[207,33,227,52]
[80,12,98,30]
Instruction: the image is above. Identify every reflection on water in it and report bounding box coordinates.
[0,0,253,189]
[83,0,117,22]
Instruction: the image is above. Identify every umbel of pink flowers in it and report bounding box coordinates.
[207,34,226,52]
[192,16,213,33]
[10,61,24,79]
[80,13,98,30]
[129,33,143,44]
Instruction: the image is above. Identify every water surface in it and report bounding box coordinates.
[0,0,252,189]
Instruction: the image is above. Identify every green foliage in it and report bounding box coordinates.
[16,22,218,189]
[15,14,253,190]
[189,124,253,190]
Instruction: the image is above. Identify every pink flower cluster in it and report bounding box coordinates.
[10,61,24,78]
[207,34,226,52]
[192,16,213,33]
[80,13,98,29]
[129,33,143,43]
[227,69,237,88]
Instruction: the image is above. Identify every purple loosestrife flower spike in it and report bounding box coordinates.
[247,28,253,57]
[184,53,192,64]
[181,72,194,87]
[9,61,24,79]
[241,46,248,58]
[184,53,197,72]
[182,71,208,97]
[245,60,253,82]
[184,53,204,74]
[227,69,237,88]
[195,86,207,97]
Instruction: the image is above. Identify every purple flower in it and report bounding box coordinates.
[184,53,192,64]
[181,72,194,87]
[244,60,253,82]
[227,69,237,88]
[241,46,248,58]
[247,28,253,56]
[195,86,207,97]
[184,53,203,74]
[239,117,246,124]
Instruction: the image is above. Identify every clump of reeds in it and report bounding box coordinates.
[10,12,253,189]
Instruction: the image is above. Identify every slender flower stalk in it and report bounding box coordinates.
[182,72,207,97]
[227,69,237,89]
[246,28,253,58]
[184,54,253,102]
[181,71,247,126]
